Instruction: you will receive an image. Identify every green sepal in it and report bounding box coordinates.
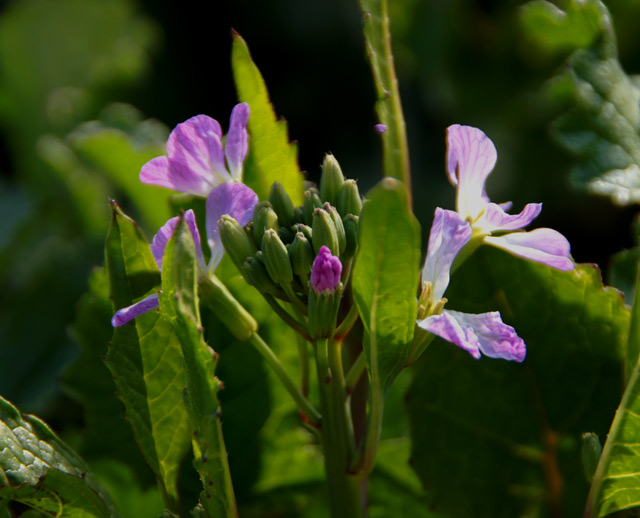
[218,214,255,272]
[320,154,345,208]
[312,208,339,256]
[303,189,322,226]
[342,215,359,262]
[262,228,294,285]
[308,283,344,341]
[325,203,347,256]
[269,181,296,228]
[253,201,279,249]
[338,179,363,218]
[241,253,280,295]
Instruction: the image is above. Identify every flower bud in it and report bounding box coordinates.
[219,215,255,271]
[308,247,343,339]
[241,254,278,295]
[253,201,279,248]
[324,203,346,256]
[320,154,344,207]
[338,179,362,218]
[262,228,293,285]
[342,214,359,262]
[269,181,296,228]
[294,223,313,243]
[312,208,339,256]
[303,189,322,226]
[289,232,314,280]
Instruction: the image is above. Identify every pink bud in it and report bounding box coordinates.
[310,246,342,293]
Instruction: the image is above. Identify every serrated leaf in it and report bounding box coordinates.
[159,216,236,518]
[352,178,420,473]
[0,395,120,517]
[407,247,628,517]
[524,0,640,205]
[586,248,640,516]
[104,203,191,512]
[231,32,303,205]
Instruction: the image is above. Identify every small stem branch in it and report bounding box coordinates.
[334,304,359,341]
[297,334,310,397]
[248,332,321,426]
[282,283,309,318]
[263,293,310,340]
[345,352,366,395]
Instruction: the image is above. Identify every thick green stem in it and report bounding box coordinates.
[249,333,321,426]
[360,0,411,204]
[316,338,363,518]
[345,352,366,395]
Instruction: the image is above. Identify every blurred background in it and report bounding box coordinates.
[1,0,640,513]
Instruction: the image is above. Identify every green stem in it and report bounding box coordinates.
[249,332,321,427]
[282,283,309,318]
[263,293,310,340]
[316,338,363,518]
[345,352,366,395]
[297,333,310,397]
[334,304,359,340]
[360,0,411,204]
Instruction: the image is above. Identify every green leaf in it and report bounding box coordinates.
[353,178,421,394]
[104,202,191,512]
[519,0,603,55]
[231,32,304,205]
[0,395,120,517]
[407,247,628,517]
[352,178,420,473]
[159,216,237,518]
[359,0,411,188]
[585,249,640,516]
[523,0,640,205]
[61,267,156,487]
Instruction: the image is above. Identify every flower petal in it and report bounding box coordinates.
[205,183,258,272]
[150,209,204,271]
[418,309,526,362]
[422,208,472,301]
[225,103,250,181]
[140,115,233,197]
[485,228,574,271]
[446,124,497,219]
[476,202,542,233]
[111,294,159,327]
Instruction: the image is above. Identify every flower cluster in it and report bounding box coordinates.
[416,125,574,362]
[112,104,257,326]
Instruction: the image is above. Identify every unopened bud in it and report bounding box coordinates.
[262,229,293,285]
[303,189,322,226]
[320,154,345,207]
[219,215,255,271]
[289,232,314,280]
[242,254,278,295]
[312,208,339,256]
[338,179,362,218]
[308,247,343,340]
[253,202,279,248]
[269,181,296,228]
[342,214,359,262]
[324,203,346,256]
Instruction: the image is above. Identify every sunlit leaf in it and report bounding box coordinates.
[0,395,119,517]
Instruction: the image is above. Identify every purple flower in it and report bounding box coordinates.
[111,183,258,327]
[374,124,387,135]
[139,103,250,197]
[446,124,573,271]
[417,208,526,362]
[310,246,342,293]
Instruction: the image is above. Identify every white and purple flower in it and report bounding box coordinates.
[417,208,526,362]
[446,124,574,271]
[140,103,250,197]
[111,182,258,327]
